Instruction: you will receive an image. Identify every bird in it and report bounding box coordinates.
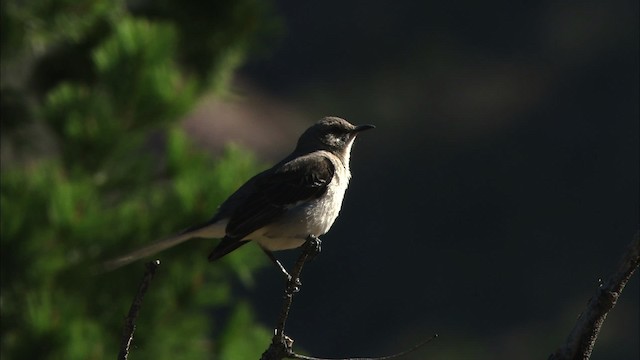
[102,116,375,277]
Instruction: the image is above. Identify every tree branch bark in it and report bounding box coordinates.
[548,231,640,360]
[259,236,437,360]
[260,236,320,360]
[118,259,160,360]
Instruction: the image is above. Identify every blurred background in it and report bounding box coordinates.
[1,1,637,360]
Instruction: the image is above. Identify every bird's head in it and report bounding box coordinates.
[296,116,375,155]
[295,117,375,160]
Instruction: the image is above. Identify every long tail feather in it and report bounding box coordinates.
[99,220,225,272]
[99,232,194,272]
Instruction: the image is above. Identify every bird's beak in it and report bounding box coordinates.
[352,124,376,133]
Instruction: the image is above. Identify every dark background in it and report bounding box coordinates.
[230,1,638,359]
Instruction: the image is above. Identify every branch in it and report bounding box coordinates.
[118,259,161,360]
[548,231,640,360]
[259,236,437,360]
[260,236,320,360]
[289,334,439,360]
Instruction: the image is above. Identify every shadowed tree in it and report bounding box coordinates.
[1,0,282,358]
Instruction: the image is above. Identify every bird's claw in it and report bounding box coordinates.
[306,235,322,261]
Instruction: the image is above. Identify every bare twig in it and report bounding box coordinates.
[259,236,437,360]
[290,334,439,360]
[118,259,161,360]
[261,236,320,360]
[548,231,640,360]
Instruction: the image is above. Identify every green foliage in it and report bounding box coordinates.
[217,302,273,360]
[1,0,279,359]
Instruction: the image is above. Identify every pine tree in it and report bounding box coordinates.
[1,1,279,358]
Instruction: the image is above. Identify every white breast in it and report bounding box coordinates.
[255,152,351,251]
[309,160,350,235]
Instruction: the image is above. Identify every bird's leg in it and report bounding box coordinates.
[284,235,321,294]
[260,237,322,294]
[260,247,301,290]
[261,247,291,281]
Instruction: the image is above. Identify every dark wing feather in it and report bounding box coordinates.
[207,239,250,261]
[225,153,335,241]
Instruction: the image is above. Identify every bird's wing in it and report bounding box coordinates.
[225,153,336,241]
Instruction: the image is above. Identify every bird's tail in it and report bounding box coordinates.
[99,220,225,272]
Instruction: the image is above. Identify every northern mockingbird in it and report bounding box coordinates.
[103,116,374,277]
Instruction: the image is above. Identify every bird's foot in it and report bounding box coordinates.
[306,235,322,261]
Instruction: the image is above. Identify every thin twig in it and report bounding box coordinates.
[277,237,319,339]
[290,334,439,360]
[261,236,320,360]
[548,231,640,360]
[118,259,161,360]
[259,236,437,360]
